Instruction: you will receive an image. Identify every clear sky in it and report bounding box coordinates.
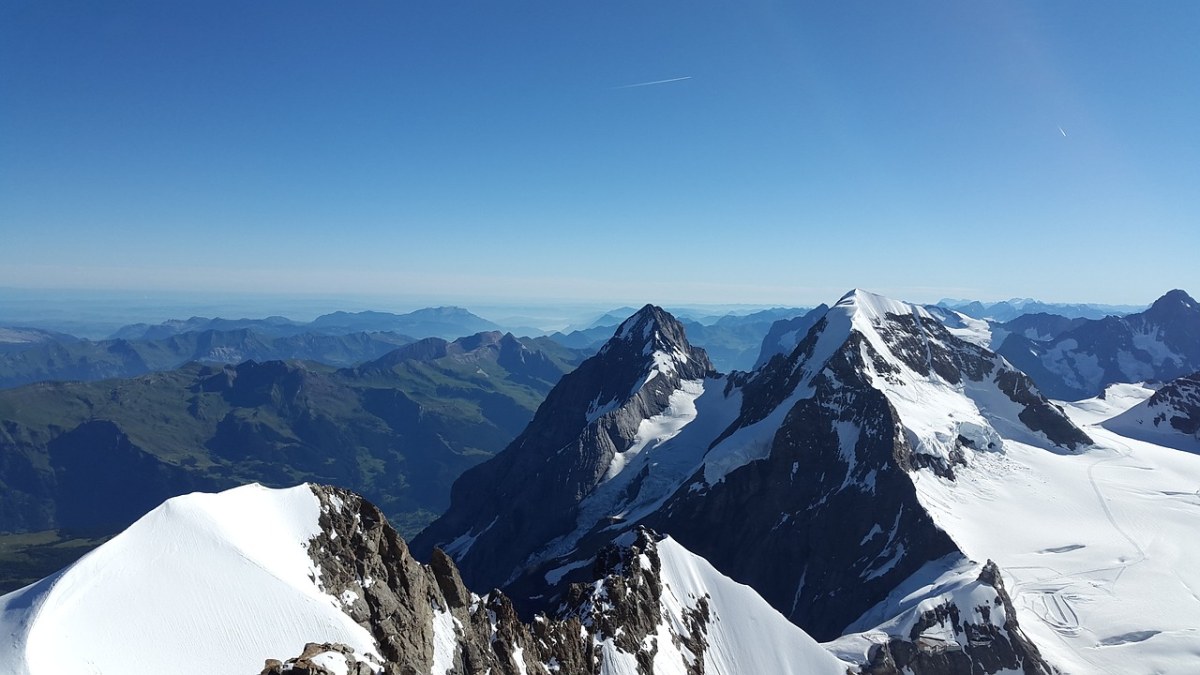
[2,1,1197,307]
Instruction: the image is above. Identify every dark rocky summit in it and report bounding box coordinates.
[411,305,713,591]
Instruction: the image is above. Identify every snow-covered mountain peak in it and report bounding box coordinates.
[833,288,934,327]
[771,289,948,391]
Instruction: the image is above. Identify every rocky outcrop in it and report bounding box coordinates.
[269,489,736,675]
[260,642,377,675]
[860,562,1054,675]
[298,485,569,675]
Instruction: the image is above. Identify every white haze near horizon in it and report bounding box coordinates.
[0,286,1152,339]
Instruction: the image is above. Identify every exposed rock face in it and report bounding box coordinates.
[648,333,959,640]
[998,289,1200,400]
[302,485,564,675]
[272,489,749,675]
[861,562,1054,675]
[411,305,713,591]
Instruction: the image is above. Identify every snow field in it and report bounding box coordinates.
[0,484,381,675]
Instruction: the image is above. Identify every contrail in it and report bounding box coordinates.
[613,76,692,89]
[1058,126,1068,137]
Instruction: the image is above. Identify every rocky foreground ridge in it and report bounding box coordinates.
[262,485,1049,675]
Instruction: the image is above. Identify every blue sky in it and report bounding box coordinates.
[2,1,1197,307]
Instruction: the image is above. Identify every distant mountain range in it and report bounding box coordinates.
[110,306,501,341]
[1,305,827,388]
[0,329,415,389]
[938,297,1145,321]
[0,331,584,591]
[0,306,511,390]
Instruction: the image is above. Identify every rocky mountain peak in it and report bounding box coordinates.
[606,304,694,356]
[410,306,712,592]
[1147,288,1198,317]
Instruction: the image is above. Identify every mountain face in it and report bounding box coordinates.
[0,484,848,675]
[415,292,1091,658]
[1103,371,1200,450]
[0,484,385,675]
[751,304,829,369]
[0,329,416,390]
[997,289,1200,400]
[407,292,1200,672]
[828,556,1052,675]
[411,305,714,591]
[0,332,583,591]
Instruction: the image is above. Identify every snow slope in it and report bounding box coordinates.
[655,538,849,675]
[1103,375,1200,453]
[0,484,380,675]
[1058,382,1158,426]
[906,395,1200,673]
[587,537,849,675]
